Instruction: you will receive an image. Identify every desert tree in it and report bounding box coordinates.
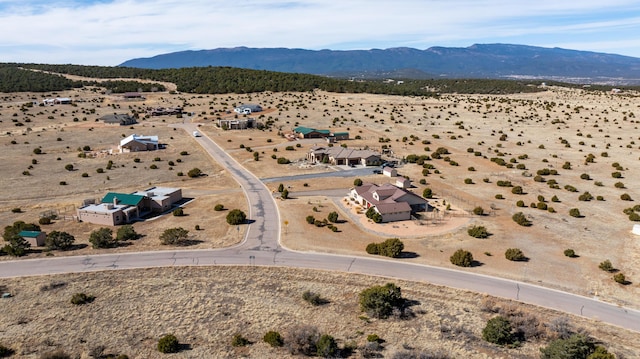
[160,227,190,245]
[45,231,75,250]
[226,209,247,225]
[88,227,118,249]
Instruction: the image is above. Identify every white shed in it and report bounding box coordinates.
[632,224,640,235]
[383,166,397,177]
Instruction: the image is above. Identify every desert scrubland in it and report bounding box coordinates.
[1,83,639,357]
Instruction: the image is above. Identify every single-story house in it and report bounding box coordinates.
[122,92,144,100]
[350,182,428,223]
[148,107,183,116]
[294,127,331,139]
[19,230,46,247]
[234,104,262,114]
[218,118,256,130]
[307,146,381,166]
[42,97,71,105]
[119,134,159,153]
[77,187,182,225]
[131,187,182,213]
[101,113,137,126]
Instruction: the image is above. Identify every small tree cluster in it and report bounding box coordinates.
[539,334,614,359]
[359,283,403,319]
[157,334,180,353]
[512,212,532,226]
[263,331,284,347]
[45,231,75,250]
[482,316,514,345]
[365,238,404,258]
[505,248,527,261]
[226,209,247,225]
[467,225,489,239]
[231,334,250,347]
[88,228,118,249]
[450,249,474,267]
[160,227,189,245]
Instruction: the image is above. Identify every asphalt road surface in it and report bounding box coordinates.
[1,124,639,333]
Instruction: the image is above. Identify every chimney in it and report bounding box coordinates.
[113,197,118,206]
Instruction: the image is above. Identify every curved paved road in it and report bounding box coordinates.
[1,124,639,334]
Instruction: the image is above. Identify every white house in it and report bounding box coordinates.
[119,134,159,153]
[234,104,263,114]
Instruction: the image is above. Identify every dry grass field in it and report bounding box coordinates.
[1,82,640,356]
[1,266,639,358]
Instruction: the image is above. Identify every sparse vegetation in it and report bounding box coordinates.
[157,334,180,353]
[359,283,403,319]
[450,249,474,267]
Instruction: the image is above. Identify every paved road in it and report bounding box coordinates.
[1,124,639,333]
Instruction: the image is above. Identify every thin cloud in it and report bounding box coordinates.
[1,0,640,65]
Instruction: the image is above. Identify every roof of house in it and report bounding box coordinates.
[101,113,136,124]
[120,134,158,147]
[18,230,42,238]
[353,183,427,214]
[311,146,380,160]
[294,127,331,135]
[102,192,145,206]
[332,132,349,136]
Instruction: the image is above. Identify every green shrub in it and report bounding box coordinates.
[564,249,576,258]
[366,238,404,258]
[45,231,75,250]
[495,194,504,200]
[512,212,531,226]
[536,202,548,210]
[464,178,473,184]
[39,217,52,225]
[450,249,473,267]
[505,248,526,261]
[88,227,117,249]
[539,334,597,359]
[467,225,489,239]
[423,188,433,198]
[327,211,339,223]
[473,206,484,215]
[511,186,524,195]
[214,204,224,211]
[187,168,202,178]
[599,260,614,272]
[621,193,632,201]
[64,164,74,171]
[578,192,593,201]
[516,200,525,207]
[277,157,290,164]
[116,225,138,241]
[159,227,189,246]
[614,182,625,188]
[172,208,184,216]
[354,178,363,186]
[226,209,247,225]
[580,173,590,180]
[359,283,403,319]
[366,334,381,343]
[482,316,513,345]
[157,334,180,353]
[71,292,95,305]
[613,273,627,284]
[611,171,622,178]
[316,334,338,358]
[263,331,284,347]
[149,164,158,170]
[551,195,560,202]
[231,333,250,347]
[569,208,582,218]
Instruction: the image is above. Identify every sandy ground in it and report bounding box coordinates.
[1,266,638,358]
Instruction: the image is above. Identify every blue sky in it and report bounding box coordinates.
[2,0,640,65]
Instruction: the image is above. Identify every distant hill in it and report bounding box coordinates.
[119,44,640,85]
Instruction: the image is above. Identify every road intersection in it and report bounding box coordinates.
[1,123,639,333]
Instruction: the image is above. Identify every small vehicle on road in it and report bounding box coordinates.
[372,169,382,174]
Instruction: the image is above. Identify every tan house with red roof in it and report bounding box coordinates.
[350,182,429,222]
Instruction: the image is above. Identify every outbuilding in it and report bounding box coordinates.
[19,230,46,247]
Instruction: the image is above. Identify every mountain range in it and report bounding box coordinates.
[119,44,640,85]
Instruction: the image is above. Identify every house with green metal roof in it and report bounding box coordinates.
[293,127,348,140]
[19,230,46,247]
[102,192,146,206]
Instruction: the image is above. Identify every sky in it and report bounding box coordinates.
[2,0,640,66]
